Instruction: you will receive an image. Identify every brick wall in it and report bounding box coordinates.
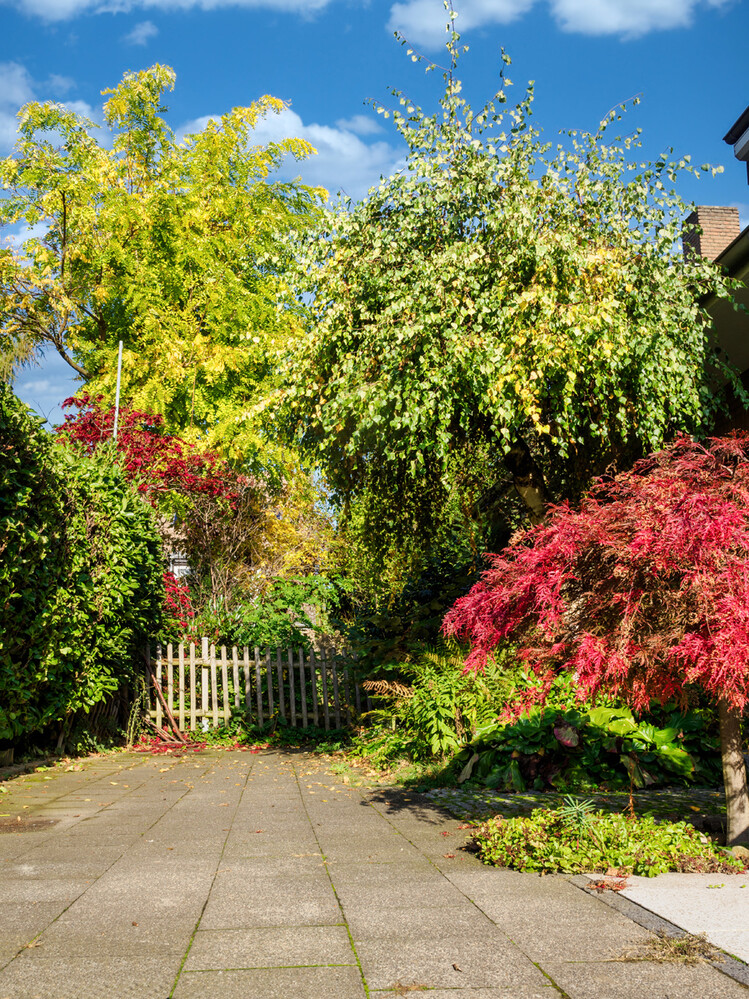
[683,205,740,261]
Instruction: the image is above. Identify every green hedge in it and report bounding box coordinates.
[0,385,164,742]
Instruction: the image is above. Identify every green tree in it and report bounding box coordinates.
[285,20,743,581]
[0,65,323,469]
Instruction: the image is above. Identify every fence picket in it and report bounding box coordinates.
[311,649,321,727]
[243,648,251,716]
[254,647,263,726]
[232,647,240,713]
[342,666,352,725]
[220,646,230,723]
[288,649,296,726]
[331,657,341,729]
[189,643,197,730]
[155,644,163,731]
[320,653,330,731]
[166,643,174,722]
[178,644,185,731]
[299,649,308,729]
[201,638,209,728]
[276,649,285,721]
[210,644,219,728]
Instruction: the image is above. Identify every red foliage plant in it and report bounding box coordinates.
[163,571,195,637]
[58,395,245,504]
[443,433,749,719]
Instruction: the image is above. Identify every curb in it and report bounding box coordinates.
[568,874,749,990]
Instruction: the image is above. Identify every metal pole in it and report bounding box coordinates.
[113,340,123,439]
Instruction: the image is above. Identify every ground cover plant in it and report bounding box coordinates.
[474,796,746,876]
[444,434,749,844]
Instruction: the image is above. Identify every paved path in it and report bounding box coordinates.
[0,749,746,998]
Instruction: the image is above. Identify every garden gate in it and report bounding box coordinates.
[145,639,372,734]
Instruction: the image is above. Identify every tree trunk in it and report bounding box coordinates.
[718,699,749,846]
[503,438,553,526]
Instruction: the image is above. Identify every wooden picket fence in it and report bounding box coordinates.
[146,639,371,733]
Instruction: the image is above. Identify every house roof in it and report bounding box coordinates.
[724,105,749,146]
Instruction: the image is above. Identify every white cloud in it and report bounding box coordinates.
[0,62,35,107]
[181,106,404,200]
[551,0,730,36]
[334,113,384,137]
[0,62,96,154]
[122,18,158,43]
[0,63,35,153]
[46,73,76,93]
[388,0,535,49]
[9,0,333,22]
[387,0,734,46]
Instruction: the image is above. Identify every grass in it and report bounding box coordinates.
[619,931,718,965]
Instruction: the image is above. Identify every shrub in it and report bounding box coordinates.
[0,385,164,743]
[457,697,722,793]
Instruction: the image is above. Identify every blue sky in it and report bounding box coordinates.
[3,0,749,424]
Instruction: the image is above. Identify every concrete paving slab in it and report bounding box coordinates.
[343,902,502,941]
[621,873,749,963]
[184,925,356,970]
[541,959,749,998]
[355,937,552,991]
[173,965,367,998]
[0,954,181,999]
[3,749,747,999]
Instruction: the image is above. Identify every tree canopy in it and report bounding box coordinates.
[0,65,323,469]
[284,25,742,581]
[443,433,749,844]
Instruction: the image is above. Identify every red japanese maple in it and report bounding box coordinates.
[58,395,241,502]
[443,433,749,844]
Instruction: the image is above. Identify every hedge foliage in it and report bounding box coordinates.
[0,385,164,742]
